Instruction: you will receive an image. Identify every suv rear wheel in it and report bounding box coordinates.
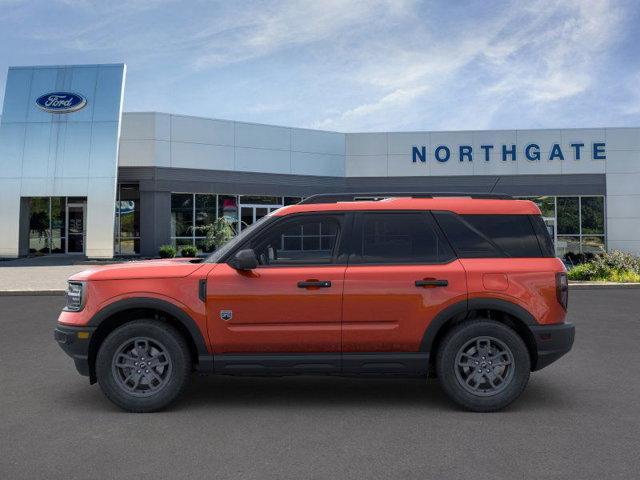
[436,319,530,412]
[96,320,191,412]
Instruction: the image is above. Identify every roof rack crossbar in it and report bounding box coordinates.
[298,192,513,204]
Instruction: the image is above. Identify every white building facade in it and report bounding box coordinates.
[1,64,639,259]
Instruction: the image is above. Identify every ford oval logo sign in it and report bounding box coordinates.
[35,92,87,114]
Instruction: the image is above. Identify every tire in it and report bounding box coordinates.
[436,319,530,412]
[96,320,192,412]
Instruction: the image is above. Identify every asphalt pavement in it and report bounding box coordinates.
[0,290,639,480]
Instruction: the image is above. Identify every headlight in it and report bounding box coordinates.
[64,281,85,312]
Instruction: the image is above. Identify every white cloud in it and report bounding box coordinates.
[314,0,625,130]
[1,0,631,131]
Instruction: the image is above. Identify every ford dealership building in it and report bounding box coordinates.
[1,63,639,258]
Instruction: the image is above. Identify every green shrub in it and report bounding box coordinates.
[592,250,640,273]
[158,244,177,258]
[192,217,235,251]
[180,245,198,257]
[567,263,595,281]
[567,250,640,282]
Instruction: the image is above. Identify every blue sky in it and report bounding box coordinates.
[1,0,639,132]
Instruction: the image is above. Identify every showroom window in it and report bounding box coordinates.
[171,193,216,253]
[170,194,302,253]
[519,196,605,258]
[114,184,140,255]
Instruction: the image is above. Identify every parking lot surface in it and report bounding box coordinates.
[1,290,639,480]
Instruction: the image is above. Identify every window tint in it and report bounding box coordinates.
[530,215,555,257]
[356,213,453,264]
[249,216,340,265]
[462,215,543,257]
[432,212,499,258]
[434,212,547,258]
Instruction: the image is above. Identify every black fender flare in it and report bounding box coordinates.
[87,297,210,357]
[419,297,537,353]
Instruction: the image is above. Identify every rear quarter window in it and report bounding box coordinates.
[433,212,552,258]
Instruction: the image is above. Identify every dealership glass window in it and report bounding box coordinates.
[171,194,302,254]
[520,195,606,258]
[284,197,303,206]
[114,184,140,255]
[557,197,579,235]
[28,196,87,255]
[218,195,239,233]
[29,197,54,254]
[50,197,66,254]
[581,197,605,234]
[171,193,193,238]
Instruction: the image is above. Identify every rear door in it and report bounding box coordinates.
[341,211,467,371]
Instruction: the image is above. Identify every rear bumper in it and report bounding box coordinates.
[530,322,575,371]
[54,325,96,377]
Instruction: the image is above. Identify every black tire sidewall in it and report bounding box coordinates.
[436,320,530,412]
[96,320,191,412]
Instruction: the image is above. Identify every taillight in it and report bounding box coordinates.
[556,272,568,310]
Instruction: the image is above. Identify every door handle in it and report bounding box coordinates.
[297,280,332,288]
[415,279,448,287]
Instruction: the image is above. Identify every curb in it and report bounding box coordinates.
[0,290,65,296]
[569,282,640,289]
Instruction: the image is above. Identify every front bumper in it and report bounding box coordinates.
[530,322,575,371]
[54,325,96,377]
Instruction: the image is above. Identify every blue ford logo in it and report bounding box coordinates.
[35,92,87,114]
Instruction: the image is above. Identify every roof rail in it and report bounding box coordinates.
[298,192,513,204]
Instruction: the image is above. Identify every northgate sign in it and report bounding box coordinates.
[412,142,606,163]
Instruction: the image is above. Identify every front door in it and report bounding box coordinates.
[206,213,346,357]
[341,212,467,357]
[66,203,85,254]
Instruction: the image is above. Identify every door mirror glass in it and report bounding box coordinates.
[229,248,258,270]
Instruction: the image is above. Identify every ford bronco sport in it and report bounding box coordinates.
[55,193,574,412]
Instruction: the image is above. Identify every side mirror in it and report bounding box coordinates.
[229,248,258,270]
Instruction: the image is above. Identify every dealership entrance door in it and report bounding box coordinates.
[25,197,87,255]
[66,202,86,254]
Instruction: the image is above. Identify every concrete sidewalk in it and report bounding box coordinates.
[0,256,120,294]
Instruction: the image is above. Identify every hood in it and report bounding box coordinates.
[69,258,205,281]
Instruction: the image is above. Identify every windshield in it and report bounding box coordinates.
[205,215,272,263]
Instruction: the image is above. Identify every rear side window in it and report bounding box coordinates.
[432,212,498,258]
[530,215,555,257]
[433,212,551,258]
[353,212,454,264]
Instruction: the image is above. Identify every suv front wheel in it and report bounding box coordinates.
[96,320,192,412]
[436,319,530,412]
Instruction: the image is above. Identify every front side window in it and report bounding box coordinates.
[247,215,341,266]
[354,212,453,264]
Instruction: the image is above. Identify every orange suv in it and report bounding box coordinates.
[55,193,574,412]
